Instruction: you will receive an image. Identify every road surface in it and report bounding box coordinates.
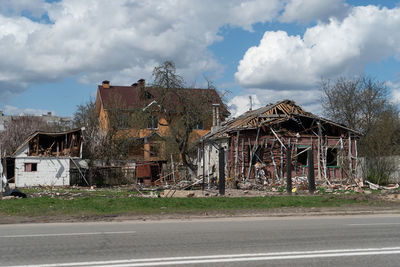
[1,214,400,266]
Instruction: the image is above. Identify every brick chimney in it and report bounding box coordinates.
[102,80,110,89]
[137,79,145,87]
[211,103,221,133]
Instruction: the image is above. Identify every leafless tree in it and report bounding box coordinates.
[0,116,50,156]
[151,61,221,171]
[73,97,143,164]
[321,76,388,134]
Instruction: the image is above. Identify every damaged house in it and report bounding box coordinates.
[12,128,84,187]
[198,100,361,187]
[95,79,228,185]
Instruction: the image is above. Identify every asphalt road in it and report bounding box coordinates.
[1,214,400,266]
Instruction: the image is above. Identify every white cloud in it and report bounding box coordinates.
[229,88,322,117]
[1,105,56,116]
[0,0,283,102]
[280,0,350,24]
[236,5,400,91]
[387,81,400,105]
[228,94,262,118]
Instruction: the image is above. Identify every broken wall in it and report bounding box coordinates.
[227,131,359,185]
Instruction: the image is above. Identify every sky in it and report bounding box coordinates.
[1,0,400,118]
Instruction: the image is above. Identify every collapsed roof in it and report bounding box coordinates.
[13,128,83,158]
[201,100,360,140]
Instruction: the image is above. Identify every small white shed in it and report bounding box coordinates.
[13,129,83,187]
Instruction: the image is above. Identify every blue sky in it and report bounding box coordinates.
[0,0,400,118]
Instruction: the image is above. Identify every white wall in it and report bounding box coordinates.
[15,157,70,187]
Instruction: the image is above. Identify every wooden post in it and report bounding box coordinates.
[171,154,175,184]
[286,145,292,194]
[202,142,205,191]
[234,131,239,183]
[241,139,244,181]
[348,134,352,179]
[307,149,315,193]
[317,122,322,181]
[219,147,225,195]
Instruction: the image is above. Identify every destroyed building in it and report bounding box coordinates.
[12,128,85,187]
[198,100,361,187]
[95,79,228,185]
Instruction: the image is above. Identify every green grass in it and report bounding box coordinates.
[0,195,372,218]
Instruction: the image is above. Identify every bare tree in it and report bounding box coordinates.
[73,98,101,160]
[0,116,50,155]
[74,97,143,164]
[151,61,222,171]
[321,76,388,134]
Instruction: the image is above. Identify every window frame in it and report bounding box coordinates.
[296,145,309,167]
[326,147,340,168]
[25,163,38,172]
[147,115,159,130]
[194,120,204,130]
[117,113,130,129]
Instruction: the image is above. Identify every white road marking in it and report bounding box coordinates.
[347,223,400,226]
[7,247,400,267]
[0,231,136,238]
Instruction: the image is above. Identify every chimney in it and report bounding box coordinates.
[211,104,221,133]
[216,104,220,126]
[137,79,145,87]
[102,80,110,89]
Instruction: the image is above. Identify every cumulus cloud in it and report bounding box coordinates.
[280,0,350,24]
[387,81,400,105]
[0,0,283,102]
[228,94,262,118]
[229,88,322,117]
[236,5,400,91]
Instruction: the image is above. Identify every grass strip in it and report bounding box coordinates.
[0,195,372,217]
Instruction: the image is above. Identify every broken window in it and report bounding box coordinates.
[248,146,264,165]
[25,163,37,172]
[147,115,158,129]
[327,147,339,167]
[296,146,309,166]
[194,120,204,130]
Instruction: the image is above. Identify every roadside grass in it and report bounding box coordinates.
[0,195,373,218]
